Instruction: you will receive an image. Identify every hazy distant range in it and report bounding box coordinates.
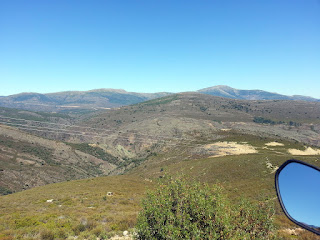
[0,85,319,113]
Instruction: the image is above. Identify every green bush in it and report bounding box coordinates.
[230,199,276,239]
[136,176,276,240]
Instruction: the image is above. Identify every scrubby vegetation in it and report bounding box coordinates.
[253,117,302,127]
[0,186,13,195]
[140,95,179,106]
[0,135,55,164]
[0,106,71,122]
[0,176,150,239]
[67,143,119,165]
[136,176,276,239]
[253,117,284,125]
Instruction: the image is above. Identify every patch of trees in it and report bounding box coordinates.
[288,121,302,127]
[220,104,250,113]
[253,117,283,125]
[0,186,13,195]
[67,143,119,165]
[199,106,208,112]
[253,117,302,127]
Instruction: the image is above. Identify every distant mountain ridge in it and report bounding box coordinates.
[197,85,320,102]
[0,86,318,113]
[0,89,172,113]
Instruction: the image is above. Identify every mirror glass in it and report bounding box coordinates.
[278,162,320,232]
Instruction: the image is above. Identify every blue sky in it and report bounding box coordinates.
[1,0,319,97]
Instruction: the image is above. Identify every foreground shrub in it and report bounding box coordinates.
[231,199,276,239]
[136,176,276,239]
[40,229,55,240]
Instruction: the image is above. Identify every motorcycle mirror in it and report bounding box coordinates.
[275,159,320,235]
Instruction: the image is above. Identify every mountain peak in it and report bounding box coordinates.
[88,88,128,93]
[200,85,234,91]
[198,85,319,101]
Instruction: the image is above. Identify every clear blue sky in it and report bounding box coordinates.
[1,0,319,97]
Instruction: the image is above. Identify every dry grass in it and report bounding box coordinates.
[0,175,152,239]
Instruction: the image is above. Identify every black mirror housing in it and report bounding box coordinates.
[275,159,320,235]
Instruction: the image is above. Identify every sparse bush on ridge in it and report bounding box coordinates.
[0,186,13,195]
[253,116,302,127]
[253,117,283,125]
[136,176,276,239]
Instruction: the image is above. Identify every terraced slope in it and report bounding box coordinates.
[0,125,119,194]
[79,93,320,149]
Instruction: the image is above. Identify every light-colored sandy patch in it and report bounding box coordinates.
[16,158,36,165]
[88,143,98,147]
[288,147,320,155]
[279,228,304,236]
[265,142,284,147]
[221,129,231,132]
[200,141,257,157]
[266,161,279,173]
[109,236,132,240]
[110,231,134,240]
[60,105,81,108]
[144,178,152,183]
[274,151,285,155]
[0,153,14,159]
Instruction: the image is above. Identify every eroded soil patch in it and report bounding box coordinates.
[265,142,284,147]
[194,141,257,158]
[288,147,320,155]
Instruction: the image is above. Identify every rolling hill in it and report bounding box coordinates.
[0,86,319,114]
[0,89,171,113]
[1,92,319,195]
[77,93,320,148]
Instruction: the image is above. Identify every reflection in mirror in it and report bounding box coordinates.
[278,162,320,233]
